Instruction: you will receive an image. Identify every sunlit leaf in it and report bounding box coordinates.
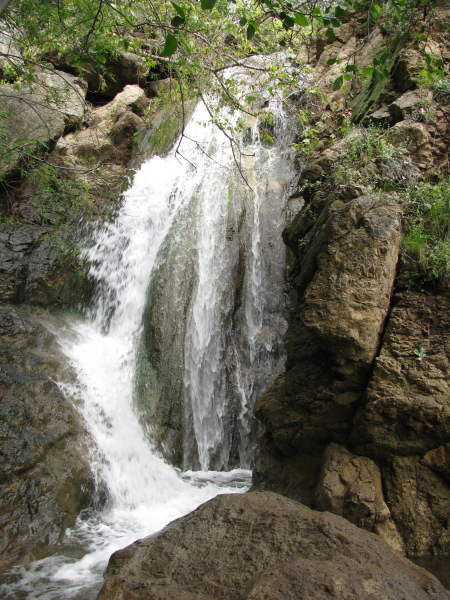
[171,2,186,19]
[294,12,309,26]
[362,67,374,77]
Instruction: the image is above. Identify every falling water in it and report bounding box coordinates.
[0,73,296,599]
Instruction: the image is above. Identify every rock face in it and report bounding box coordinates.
[0,306,92,568]
[0,71,87,179]
[97,491,449,600]
[255,194,401,457]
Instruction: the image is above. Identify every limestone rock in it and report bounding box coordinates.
[386,120,431,164]
[32,70,88,127]
[383,457,450,555]
[0,29,22,79]
[78,51,149,98]
[350,293,450,459]
[57,84,147,166]
[365,106,391,125]
[97,491,449,600]
[0,306,93,568]
[0,84,65,178]
[389,90,434,123]
[315,444,393,531]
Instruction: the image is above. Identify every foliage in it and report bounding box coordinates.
[27,162,90,225]
[332,125,413,192]
[414,347,426,361]
[402,178,450,289]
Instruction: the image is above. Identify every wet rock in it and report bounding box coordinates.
[252,431,321,506]
[0,223,92,307]
[350,293,450,459]
[0,306,93,568]
[97,491,450,600]
[383,457,450,555]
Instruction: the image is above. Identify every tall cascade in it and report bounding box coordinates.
[142,100,295,471]
[0,79,296,600]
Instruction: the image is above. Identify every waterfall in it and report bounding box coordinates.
[0,82,296,599]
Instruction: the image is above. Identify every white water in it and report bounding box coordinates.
[0,84,294,598]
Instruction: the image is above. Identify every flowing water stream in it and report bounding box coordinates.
[0,86,296,599]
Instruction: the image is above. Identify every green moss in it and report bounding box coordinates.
[149,114,180,156]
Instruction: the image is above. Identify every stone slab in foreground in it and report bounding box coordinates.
[97,491,449,600]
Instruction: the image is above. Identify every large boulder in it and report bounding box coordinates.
[0,70,87,179]
[255,195,401,457]
[97,491,449,600]
[0,306,93,568]
[314,443,403,552]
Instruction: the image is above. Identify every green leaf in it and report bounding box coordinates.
[333,75,343,90]
[239,17,247,26]
[362,67,374,77]
[330,18,342,27]
[171,2,186,19]
[344,73,352,80]
[326,58,337,65]
[294,12,309,26]
[283,15,294,28]
[161,33,178,56]
[247,23,256,39]
[374,3,381,13]
[345,64,357,72]
[380,52,391,65]
[335,6,346,17]
[372,68,384,82]
[326,28,336,42]
[312,6,321,15]
[171,15,185,27]
[436,68,445,79]
[425,52,432,66]
[435,59,444,68]
[201,0,217,10]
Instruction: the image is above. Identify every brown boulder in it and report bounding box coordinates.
[255,195,400,456]
[383,457,450,555]
[97,491,449,600]
[350,293,450,459]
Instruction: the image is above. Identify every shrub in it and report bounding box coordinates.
[401,178,450,289]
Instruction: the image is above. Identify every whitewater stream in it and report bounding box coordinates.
[0,89,296,599]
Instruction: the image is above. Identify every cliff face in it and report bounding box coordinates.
[253,6,450,557]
